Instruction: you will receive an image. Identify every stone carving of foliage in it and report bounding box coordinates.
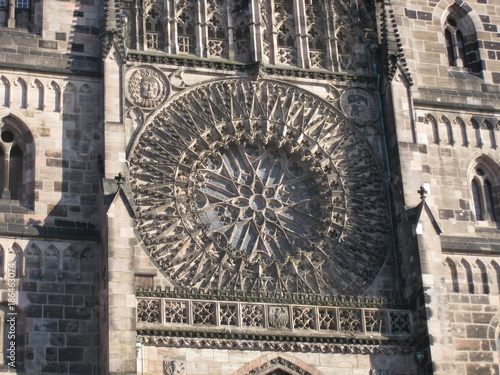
[137,299,161,322]
[130,79,389,296]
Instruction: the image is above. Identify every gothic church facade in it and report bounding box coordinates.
[0,0,500,374]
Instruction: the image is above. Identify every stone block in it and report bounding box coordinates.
[50,333,65,347]
[44,305,64,319]
[466,325,489,339]
[58,347,84,361]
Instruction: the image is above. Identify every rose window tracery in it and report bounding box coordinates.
[130,79,389,295]
[191,142,336,264]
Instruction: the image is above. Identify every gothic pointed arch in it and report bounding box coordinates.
[145,5,165,51]
[468,155,500,222]
[425,114,439,144]
[0,76,10,108]
[475,259,489,294]
[442,2,482,74]
[491,260,500,294]
[482,120,496,149]
[440,115,453,145]
[460,258,474,294]
[30,79,44,110]
[176,2,196,55]
[129,78,390,296]
[15,78,27,109]
[62,83,77,112]
[454,116,468,146]
[8,243,24,278]
[48,81,61,112]
[336,27,355,72]
[25,244,42,279]
[445,257,459,293]
[234,355,324,375]
[0,114,35,207]
[470,118,482,147]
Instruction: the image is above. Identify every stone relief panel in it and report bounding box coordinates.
[130,78,390,295]
[163,357,186,375]
[126,66,170,108]
[340,88,379,126]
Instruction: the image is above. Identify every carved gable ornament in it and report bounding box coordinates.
[130,78,389,295]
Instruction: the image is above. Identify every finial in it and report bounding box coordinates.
[115,172,125,185]
[418,185,428,200]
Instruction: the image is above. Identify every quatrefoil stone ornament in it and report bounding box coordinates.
[130,79,389,295]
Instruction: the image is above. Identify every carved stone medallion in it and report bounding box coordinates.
[127,66,169,108]
[340,88,379,126]
[130,79,389,295]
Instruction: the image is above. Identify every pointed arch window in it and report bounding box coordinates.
[0,116,34,208]
[336,28,355,72]
[471,164,497,222]
[443,7,482,74]
[207,14,228,59]
[145,7,165,51]
[177,9,195,54]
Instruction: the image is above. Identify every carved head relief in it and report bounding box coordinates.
[140,75,160,99]
[130,79,389,295]
[126,66,169,108]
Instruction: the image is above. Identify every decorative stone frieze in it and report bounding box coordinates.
[136,297,412,339]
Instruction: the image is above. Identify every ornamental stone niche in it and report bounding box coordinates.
[129,78,389,295]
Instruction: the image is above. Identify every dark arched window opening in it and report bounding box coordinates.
[145,7,165,51]
[444,8,482,75]
[445,29,455,66]
[9,145,22,200]
[471,163,498,222]
[456,30,466,67]
[472,178,483,220]
[485,180,496,221]
[0,118,33,208]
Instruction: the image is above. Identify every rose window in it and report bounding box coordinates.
[190,142,334,264]
[130,79,389,295]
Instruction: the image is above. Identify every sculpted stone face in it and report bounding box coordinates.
[140,76,159,99]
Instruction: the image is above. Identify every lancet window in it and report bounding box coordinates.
[471,162,497,222]
[0,116,34,207]
[337,27,355,72]
[306,0,327,69]
[176,4,196,55]
[443,5,481,74]
[207,0,228,59]
[145,6,165,51]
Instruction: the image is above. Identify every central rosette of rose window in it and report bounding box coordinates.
[188,141,334,264]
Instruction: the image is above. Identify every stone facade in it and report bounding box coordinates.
[0,0,499,374]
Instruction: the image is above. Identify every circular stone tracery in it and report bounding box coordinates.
[130,79,389,295]
[190,142,336,264]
